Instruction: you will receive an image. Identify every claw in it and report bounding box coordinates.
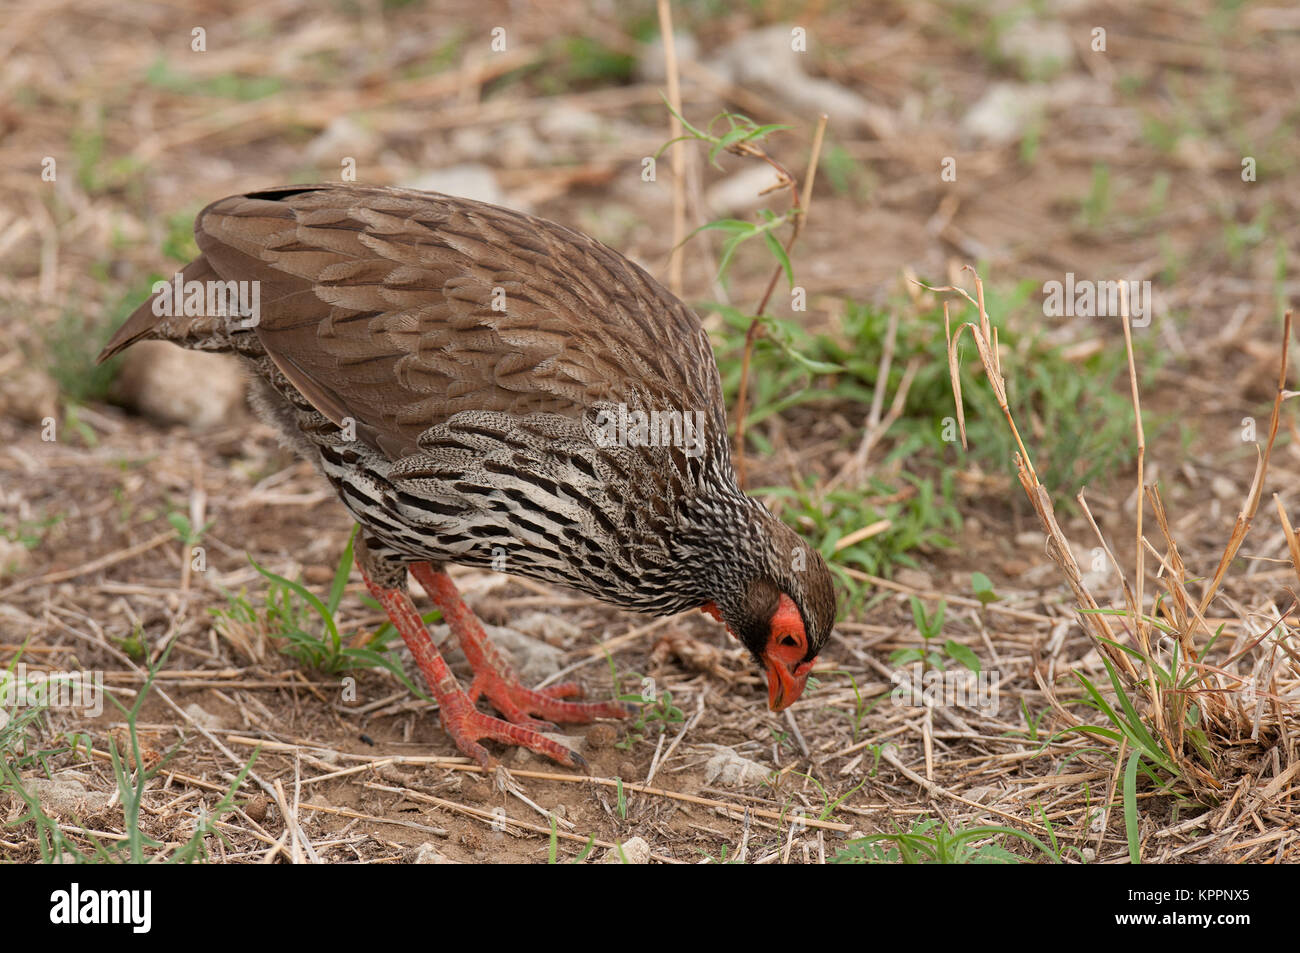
[364,560,632,770]
[413,562,636,729]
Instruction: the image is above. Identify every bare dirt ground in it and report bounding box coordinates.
[2,1,1299,863]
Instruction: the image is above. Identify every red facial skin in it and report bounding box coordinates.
[701,594,813,711]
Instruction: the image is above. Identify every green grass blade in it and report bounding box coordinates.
[1124,749,1143,864]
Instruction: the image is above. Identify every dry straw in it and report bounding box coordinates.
[925,266,1297,801]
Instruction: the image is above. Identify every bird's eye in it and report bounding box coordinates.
[779,635,798,648]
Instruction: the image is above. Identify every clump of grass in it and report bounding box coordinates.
[44,301,126,405]
[761,473,959,598]
[546,815,596,864]
[145,57,284,101]
[160,208,201,264]
[705,278,1152,605]
[890,596,980,674]
[605,657,684,750]
[818,139,875,201]
[0,647,254,863]
[930,267,1299,861]
[70,120,147,197]
[821,670,882,744]
[833,815,1068,864]
[1,513,63,553]
[210,529,428,697]
[45,273,162,415]
[716,286,1152,506]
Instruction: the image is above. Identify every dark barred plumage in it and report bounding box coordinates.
[100,184,837,768]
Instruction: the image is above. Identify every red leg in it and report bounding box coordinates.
[358,565,586,770]
[410,562,637,728]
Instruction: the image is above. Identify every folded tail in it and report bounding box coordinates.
[96,256,222,363]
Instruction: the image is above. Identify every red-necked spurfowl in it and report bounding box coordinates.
[99,185,836,769]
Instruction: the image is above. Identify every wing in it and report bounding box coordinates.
[193,184,727,460]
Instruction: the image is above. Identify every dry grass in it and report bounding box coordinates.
[936,266,1298,828]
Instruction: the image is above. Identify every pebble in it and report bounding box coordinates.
[702,745,771,787]
[0,366,58,424]
[113,343,245,429]
[244,796,269,824]
[586,723,618,749]
[600,836,650,864]
[402,165,507,207]
[997,18,1076,78]
[412,842,458,864]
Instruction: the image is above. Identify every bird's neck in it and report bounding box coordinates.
[671,486,772,608]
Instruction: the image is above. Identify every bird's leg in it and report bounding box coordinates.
[355,543,585,770]
[410,562,636,730]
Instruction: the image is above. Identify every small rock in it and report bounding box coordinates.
[1018,562,1060,588]
[600,835,650,864]
[894,568,933,592]
[402,165,507,207]
[617,761,638,781]
[431,622,565,685]
[0,538,31,579]
[702,745,771,787]
[244,796,269,823]
[495,123,548,169]
[460,778,489,803]
[113,342,245,429]
[448,126,495,162]
[481,625,566,684]
[1210,476,1238,501]
[586,723,618,749]
[183,702,223,732]
[1015,531,1044,549]
[0,365,58,424]
[519,732,583,765]
[412,842,458,864]
[1174,135,1228,174]
[704,165,787,216]
[636,31,699,83]
[710,25,894,138]
[375,762,409,784]
[963,77,1110,145]
[305,115,379,165]
[962,82,1048,145]
[997,18,1076,78]
[536,105,604,142]
[25,775,111,817]
[508,611,582,645]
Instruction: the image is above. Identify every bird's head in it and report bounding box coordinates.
[702,515,837,711]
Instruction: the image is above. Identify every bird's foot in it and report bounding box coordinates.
[437,686,589,772]
[466,671,639,731]
[410,562,637,730]
[359,562,589,771]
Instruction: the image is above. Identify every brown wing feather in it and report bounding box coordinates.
[193,184,726,460]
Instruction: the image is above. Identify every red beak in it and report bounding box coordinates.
[765,655,811,711]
